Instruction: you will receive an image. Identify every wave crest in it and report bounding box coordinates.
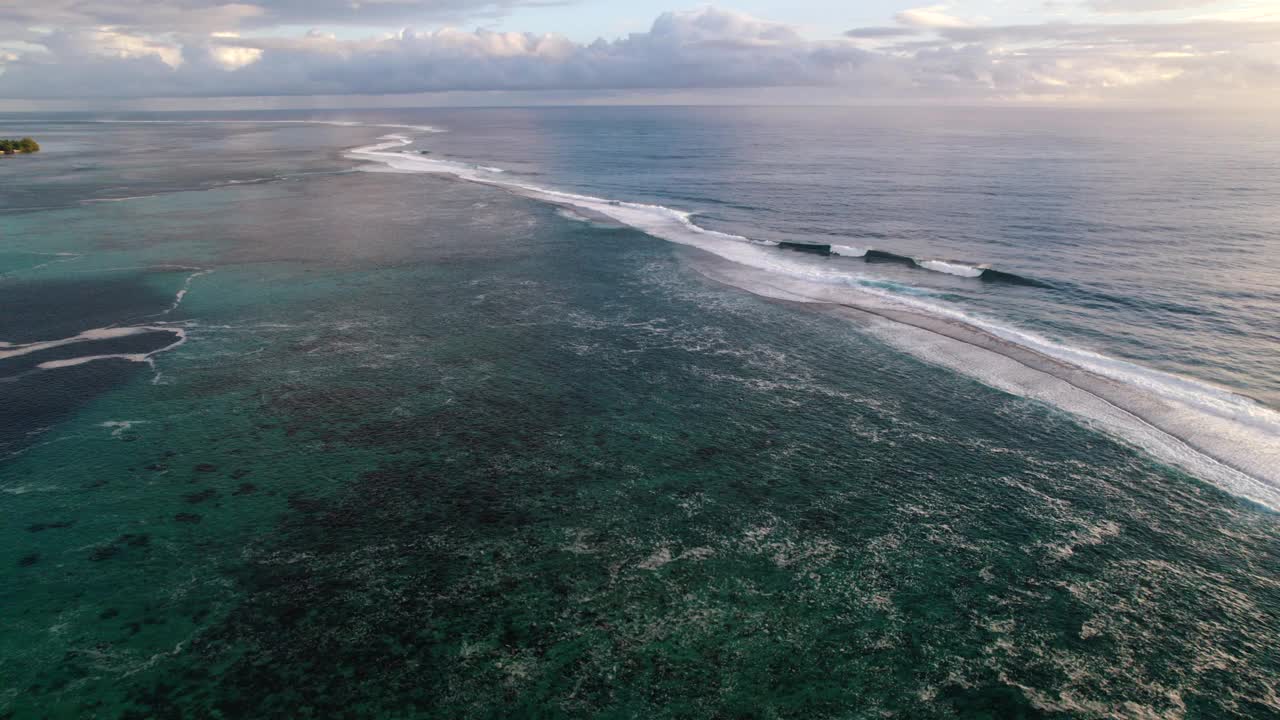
[916,259,986,278]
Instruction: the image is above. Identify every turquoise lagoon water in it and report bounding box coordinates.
[1,112,1277,718]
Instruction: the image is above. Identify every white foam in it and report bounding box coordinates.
[555,208,591,223]
[101,420,147,438]
[159,269,212,316]
[862,314,1280,511]
[856,283,1279,438]
[746,271,1280,509]
[831,245,868,258]
[39,354,150,370]
[1,325,188,376]
[0,326,157,361]
[347,137,781,264]
[916,259,986,278]
[345,136,1280,511]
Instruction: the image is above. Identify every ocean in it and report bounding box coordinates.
[1,107,1277,718]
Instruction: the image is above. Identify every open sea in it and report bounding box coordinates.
[1,107,1278,718]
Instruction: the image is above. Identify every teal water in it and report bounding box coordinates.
[1,116,1278,718]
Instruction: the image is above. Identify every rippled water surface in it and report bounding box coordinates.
[1,110,1277,719]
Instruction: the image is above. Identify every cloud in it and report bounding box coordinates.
[0,5,1278,106]
[844,27,923,39]
[894,5,973,29]
[1087,0,1222,13]
[935,19,1280,48]
[900,19,1280,101]
[37,28,186,69]
[0,0,562,35]
[209,44,265,70]
[0,9,879,98]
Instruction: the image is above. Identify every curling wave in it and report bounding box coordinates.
[345,132,1280,511]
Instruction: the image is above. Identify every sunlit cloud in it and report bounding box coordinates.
[894,5,975,29]
[0,2,1278,107]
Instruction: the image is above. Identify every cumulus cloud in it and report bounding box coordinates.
[0,4,1277,106]
[0,8,877,98]
[37,28,186,69]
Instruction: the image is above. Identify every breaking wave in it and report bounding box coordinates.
[778,245,1050,286]
[345,132,1280,511]
[830,245,867,258]
[916,259,985,278]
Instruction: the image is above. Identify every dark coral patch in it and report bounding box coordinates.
[27,521,75,533]
[89,546,122,562]
[185,489,218,504]
[119,534,151,548]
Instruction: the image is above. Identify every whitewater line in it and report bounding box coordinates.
[835,294,1278,510]
[157,269,213,316]
[689,267,1280,511]
[349,137,1026,283]
[344,133,1280,511]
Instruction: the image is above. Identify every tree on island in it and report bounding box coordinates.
[0,137,40,155]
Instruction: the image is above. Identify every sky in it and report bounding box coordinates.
[0,0,1278,108]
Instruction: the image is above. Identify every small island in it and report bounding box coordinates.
[0,137,40,155]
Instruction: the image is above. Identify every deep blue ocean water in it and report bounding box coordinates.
[1,108,1278,718]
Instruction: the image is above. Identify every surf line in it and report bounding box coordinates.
[346,134,775,249]
[345,134,1280,511]
[157,269,213,316]
[349,135,1052,287]
[725,273,1280,512]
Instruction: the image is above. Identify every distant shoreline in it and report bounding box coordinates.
[0,137,40,155]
